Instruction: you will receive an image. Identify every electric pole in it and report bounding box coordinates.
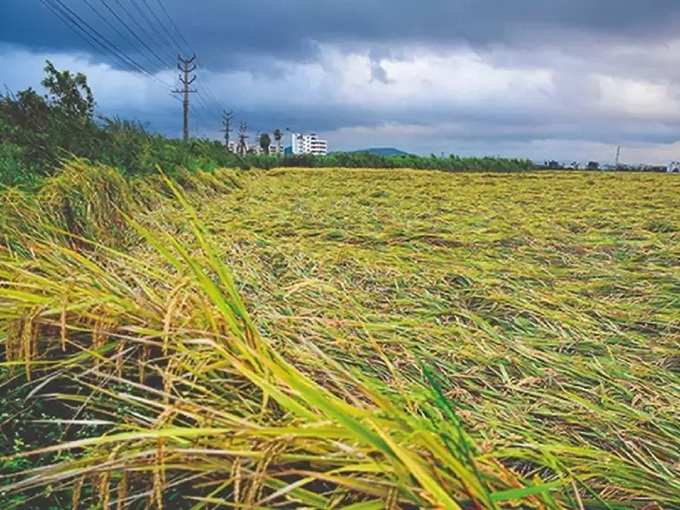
[238,121,249,156]
[221,110,234,150]
[173,54,197,141]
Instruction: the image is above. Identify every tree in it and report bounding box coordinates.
[259,133,272,155]
[41,60,95,122]
[273,128,283,156]
[0,60,98,172]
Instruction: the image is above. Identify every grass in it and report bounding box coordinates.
[0,165,678,509]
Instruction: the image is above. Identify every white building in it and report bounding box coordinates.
[251,143,284,156]
[228,140,278,155]
[269,143,285,156]
[291,133,328,156]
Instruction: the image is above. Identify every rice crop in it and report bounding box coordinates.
[1,166,678,509]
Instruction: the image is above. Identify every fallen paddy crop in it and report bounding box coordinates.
[1,166,678,509]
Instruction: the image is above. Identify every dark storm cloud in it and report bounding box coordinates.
[4,1,680,71]
[3,1,680,162]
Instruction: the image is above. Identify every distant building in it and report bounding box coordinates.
[228,135,284,156]
[227,140,251,155]
[291,133,328,156]
[667,161,680,173]
[251,144,283,156]
[269,143,285,156]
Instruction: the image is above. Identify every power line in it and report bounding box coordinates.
[44,0,169,87]
[91,1,222,132]
[195,60,228,113]
[144,1,228,115]
[126,0,221,125]
[90,1,217,129]
[129,0,175,55]
[42,0,219,134]
[110,0,173,67]
[185,92,216,135]
[40,0,183,133]
[92,0,221,128]
[153,0,193,56]
[40,0,110,63]
[193,88,221,122]
[97,0,170,69]
[140,0,183,54]
[81,0,134,56]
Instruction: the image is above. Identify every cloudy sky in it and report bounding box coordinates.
[3,1,680,163]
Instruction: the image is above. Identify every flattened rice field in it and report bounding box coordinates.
[1,167,679,509]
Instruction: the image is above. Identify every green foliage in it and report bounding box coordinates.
[0,61,100,174]
[281,151,534,172]
[259,132,272,154]
[93,119,250,176]
[41,60,95,120]
[0,142,38,187]
[0,62,535,189]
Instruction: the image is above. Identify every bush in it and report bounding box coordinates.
[0,61,535,190]
[0,142,38,188]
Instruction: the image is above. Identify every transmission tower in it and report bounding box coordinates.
[221,110,234,150]
[173,54,197,141]
[238,121,249,156]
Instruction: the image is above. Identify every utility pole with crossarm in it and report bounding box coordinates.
[238,121,249,155]
[221,110,234,150]
[173,54,197,141]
